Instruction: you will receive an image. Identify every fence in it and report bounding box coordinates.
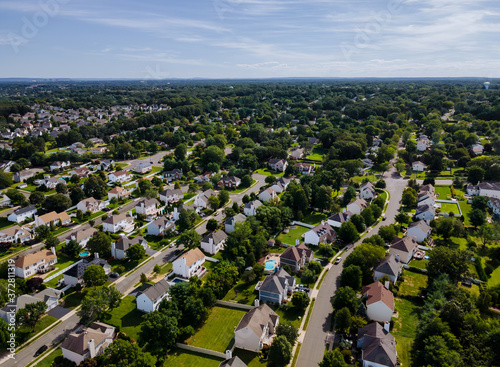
[43,259,84,283]
[290,221,315,229]
[435,199,463,216]
[216,300,255,311]
[175,343,226,359]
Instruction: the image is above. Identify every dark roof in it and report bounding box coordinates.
[64,258,109,279]
[478,181,500,191]
[260,269,293,295]
[115,236,147,251]
[244,200,262,209]
[202,230,228,244]
[328,212,349,224]
[13,204,37,215]
[235,304,279,336]
[138,279,170,302]
[220,356,248,367]
[225,213,246,226]
[374,255,402,277]
[390,237,417,253]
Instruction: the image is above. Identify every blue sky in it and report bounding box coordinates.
[0,0,499,78]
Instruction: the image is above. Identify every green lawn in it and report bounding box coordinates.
[487,266,500,286]
[301,212,327,226]
[399,270,428,297]
[233,348,267,367]
[0,217,13,230]
[186,306,246,352]
[435,185,452,200]
[459,201,472,226]
[254,168,285,177]
[109,255,149,274]
[61,289,85,309]
[276,225,309,245]
[163,350,223,367]
[33,347,62,367]
[223,280,259,305]
[439,202,460,216]
[105,295,144,341]
[409,259,428,270]
[273,305,304,329]
[16,315,59,345]
[307,147,326,161]
[351,175,378,184]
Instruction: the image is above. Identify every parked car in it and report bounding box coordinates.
[334,257,342,265]
[34,345,48,357]
[109,272,120,278]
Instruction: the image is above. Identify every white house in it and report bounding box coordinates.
[65,227,97,248]
[374,255,403,284]
[389,236,418,264]
[194,189,217,209]
[327,212,351,228]
[13,170,36,182]
[406,220,432,243]
[225,214,246,233]
[417,137,430,152]
[469,182,500,199]
[111,236,149,259]
[102,212,134,233]
[76,197,108,214]
[108,170,132,183]
[34,211,71,228]
[98,159,115,171]
[147,216,174,236]
[244,200,262,216]
[159,188,183,203]
[304,223,336,246]
[360,182,376,200]
[35,176,66,190]
[268,159,287,172]
[417,192,435,207]
[488,198,500,216]
[258,269,295,304]
[135,198,160,220]
[0,225,31,244]
[363,281,394,323]
[0,194,11,207]
[258,187,278,202]
[172,248,206,278]
[412,161,428,172]
[234,304,279,352]
[49,161,70,172]
[7,205,37,223]
[201,230,228,255]
[347,198,369,216]
[107,186,131,200]
[414,204,435,222]
[70,166,91,178]
[61,322,115,365]
[14,248,57,278]
[271,178,290,194]
[134,162,152,174]
[136,279,170,313]
[164,169,182,182]
[296,163,313,175]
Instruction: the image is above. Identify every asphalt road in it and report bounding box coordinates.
[296,164,408,367]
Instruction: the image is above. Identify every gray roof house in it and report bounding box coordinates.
[111,236,148,259]
[234,304,279,352]
[201,230,228,255]
[225,213,247,233]
[374,255,403,284]
[220,356,248,367]
[358,322,397,367]
[136,279,170,313]
[257,269,295,304]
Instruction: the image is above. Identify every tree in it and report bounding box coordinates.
[469,208,486,228]
[342,186,356,206]
[69,186,86,205]
[174,143,187,161]
[265,175,277,185]
[153,264,161,274]
[16,301,46,328]
[0,170,13,189]
[276,324,298,345]
[338,221,358,243]
[202,145,225,168]
[319,349,347,367]
[335,307,352,333]
[332,286,358,313]
[83,175,108,199]
[86,232,112,258]
[208,196,220,209]
[395,212,410,225]
[65,239,82,258]
[139,311,178,355]
[378,225,396,243]
[34,225,50,242]
[301,269,316,286]
[292,291,310,311]
[350,214,365,232]
[344,243,385,282]
[268,335,292,367]
[78,287,121,323]
[26,277,44,292]
[402,187,417,207]
[361,207,375,226]
[55,182,68,194]
[218,190,229,206]
[427,247,471,283]
[315,185,334,212]
[45,233,60,250]
[468,166,485,185]
[6,189,27,206]
[126,243,146,261]
[98,339,157,367]
[178,230,201,250]
[471,196,489,211]
[29,191,45,206]
[83,265,107,287]
[339,265,362,291]
[436,217,454,239]
[206,218,218,232]
[43,193,71,212]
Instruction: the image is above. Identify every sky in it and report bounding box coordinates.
[0,0,499,79]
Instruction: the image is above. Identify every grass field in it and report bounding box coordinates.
[276,225,309,245]
[459,201,472,226]
[439,202,460,216]
[273,305,304,328]
[435,185,452,199]
[307,147,326,161]
[233,348,267,367]
[409,259,428,270]
[105,295,144,341]
[61,289,85,309]
[33,347,62,367]
[164,350,223,367]
[186,306,246,352]
[17,314,59,345]
[488,266,500,286]
[301,212,327,226]
[223,280,259,305]
[254,168,285,177]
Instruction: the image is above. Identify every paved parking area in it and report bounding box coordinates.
[48,306,72,319]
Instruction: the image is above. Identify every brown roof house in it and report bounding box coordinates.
[34,211,71,228]
[14,248,57,278]
[389,236,418,264]
[61,322,115,365]
[363,281,395,323]
[357,322,397,367]
[234,304,279,352]
[279,242,313,272]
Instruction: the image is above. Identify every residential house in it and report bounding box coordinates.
[406,220,432,243]
[0,288,62,322]
[172,248,206,278]
[225,214,246,233]
[218,176,241,189]
[468,181,500,199]
[258,187,278,202]
[194,172,212,183]
[219,356,248,367]
[234,304,279,352]
[295,163,313,175]
[363,281,395,323]
[268,159,287,172]
[14,248,57,278]
[257,269,295,304]
[7,205,37,223]
[489,198,500,216]
[359,182,376,201]
[63,257,111,286]
[61,322,115,365]
[279,243,313,272]
[65,227,97,248]
[327,212,351,228]
[416,137,430,152]
[417,191,435,207]
[201,230,228,255]
[308,137,319,145]
[194,189,217,209]
[271,177,290,194]
[374,255,403,284]
[107,186,131,201]
[304,223,336,245]
[0,225,31,244]
[419,184,435,197]
[147,216,174,236]
[13,170,36,182]
[389,236,418,263]
[98,159,115,171]
[135,198,160,220]
[0,194,11,207]
[412,161,427,172]
[357,322,397,367]
[102,213,134,233]
[91,147,107,155]
[159,188,183,203]
[362,158,374,169]
[173,203,197,221]
[111,236,148,259]
[470,143,484,156]
[244,200,262,216]
[50,161,70,172]
[347,198,369,216]
[35,176,66,190]
[415,204,435,222]
[134,162,152,174]
[70,167,91,178]
[164,168,182,182]
[76,197,107,214]
[108,170,132,183]
[34,211,71,228]
[288,147,304,160]
[136,279,170,313]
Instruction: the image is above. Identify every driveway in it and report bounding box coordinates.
[47,306,72,319]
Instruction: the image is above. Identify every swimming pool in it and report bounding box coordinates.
[265,260,276,271]
[79,251,90,258]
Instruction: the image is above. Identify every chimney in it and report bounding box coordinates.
[50,247,56,255]
[296,239,299,246]
[384,281,390,289]
[321,220,325,226]
[95,253,99,259]
[395,254,400,262]
[88,339,96,358]
[254,299,260,308]
[225,350,232,360]
[384,321,390,332]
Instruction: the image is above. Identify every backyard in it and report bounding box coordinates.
[306,147,326,161]
[163,351,223,367]
[301,212,327,226]
[233,348,266,367]
[223,280,259,306]
[254,168,285,177]
[186,306,247,352]
[439,202,461,216]
[276,225,309,246]
[105,295,144,341]
[435,185,452,199]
